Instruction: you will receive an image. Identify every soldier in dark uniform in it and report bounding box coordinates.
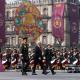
[6,49,12,69]
[68,49,76,64]
[44,44,56,75]
[32,42,46,75]
[20,37,29,75]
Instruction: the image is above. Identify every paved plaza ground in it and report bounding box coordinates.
[0,70,80,80]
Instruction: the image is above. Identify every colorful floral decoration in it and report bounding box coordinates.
[15,1,43,41]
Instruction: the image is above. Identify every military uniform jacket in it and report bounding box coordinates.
[44,48,53,61]
[20,44,28,59]
[33,45,43,60]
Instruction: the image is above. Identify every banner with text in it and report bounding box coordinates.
[69,4,79,47]
[0,0,5,47]
[52,3,64,42]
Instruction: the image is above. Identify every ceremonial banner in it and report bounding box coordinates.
[69,4,79,47]
[0,0,5,46]
[52,3,64,41]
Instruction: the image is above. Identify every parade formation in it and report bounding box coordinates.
[0,0,80,79]
[0,42,80,75]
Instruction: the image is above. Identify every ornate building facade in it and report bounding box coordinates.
[5,0,80,49]
[5,1,21,49]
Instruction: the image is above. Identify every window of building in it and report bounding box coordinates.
[48,0,52,4]
[6,24,15,32]
[53,0,64,2]
[37,0,39,3]
[33,1,35,3]
[18,37,22,45]
[43,8,48,15]
[33,0,38,4]
[39,0,45,4]
[6,25,11,32]
[6,11,10,18]
[42,36,47,45]
[11,25,15,31]
[6,37,10,45]
[12,10,15,17]
[11,37,16,46]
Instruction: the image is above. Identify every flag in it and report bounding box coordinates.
[0,0,5,46]
[52,3,64,42]
[69,4,79,47]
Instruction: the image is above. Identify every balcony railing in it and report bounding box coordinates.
[5,17,14,21]
[5,31,16,35]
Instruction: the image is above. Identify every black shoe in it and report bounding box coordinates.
[42,72,49,75]
[32,73,37,75]
[52,72,56,75]
[22,72,27,75]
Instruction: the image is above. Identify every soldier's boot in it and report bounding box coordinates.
[50,67,56,75]
[22,72,27,75]
[32,69,37,75]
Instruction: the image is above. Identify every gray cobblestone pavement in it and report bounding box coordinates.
[0,70,80,80]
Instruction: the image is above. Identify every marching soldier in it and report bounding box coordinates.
[68,49,76,64]
[6,49,12,69]
[11,49,19,69]
[44,44,56,75]
[20,37,29,75]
